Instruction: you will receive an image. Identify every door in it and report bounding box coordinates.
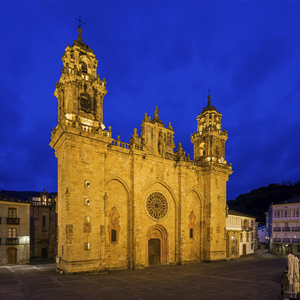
[148,239,160,265]
[7,248,17,264]
[41,247,48,258]
[243,244,246,255]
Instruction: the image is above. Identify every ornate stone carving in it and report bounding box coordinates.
[66,224,73,244]
[108,207,120,244]
[83,222,91,233]
[65,188,70,211]
[146,192,168,221]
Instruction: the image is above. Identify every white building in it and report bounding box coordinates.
[268,196,300,255]
[226,209,256,257]
[0,194,30,265]
[258,225,269,244]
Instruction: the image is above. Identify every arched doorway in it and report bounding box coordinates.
[146,225,168,265]
[243,244,246,255]
[231,234,238,256]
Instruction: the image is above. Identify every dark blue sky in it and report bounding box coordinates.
[1,1,300,200]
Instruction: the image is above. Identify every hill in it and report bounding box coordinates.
[227,180,300,224]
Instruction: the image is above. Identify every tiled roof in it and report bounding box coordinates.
[274,195,300,205]
[228,209,256,219]
[0,193,30,203]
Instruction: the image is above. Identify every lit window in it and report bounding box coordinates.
[8,208,17,218]
[84,242,90,251]
[8,228,17,238]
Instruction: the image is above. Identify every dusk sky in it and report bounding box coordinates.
[1,1,300,200]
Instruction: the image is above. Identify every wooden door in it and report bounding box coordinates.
[243,244,246,255]
[7,248,17,264]
[148,239,160,265]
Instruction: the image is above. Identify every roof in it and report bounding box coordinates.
[274,195,300,206]
[228,209,256,219]
[0,189,57,201]
[0,193,30,204]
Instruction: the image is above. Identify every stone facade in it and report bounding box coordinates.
[50,28,233,274]
[0,194,30,265]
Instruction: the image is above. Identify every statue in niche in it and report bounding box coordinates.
[158,132,165,158]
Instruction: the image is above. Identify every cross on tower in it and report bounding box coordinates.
[207,87,211,96]
[75,16,85,28]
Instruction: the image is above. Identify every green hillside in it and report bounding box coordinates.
[227,180,300,224]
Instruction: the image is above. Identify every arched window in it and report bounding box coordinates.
[81,62,87,73]
[111,229,117,242]
[190,228,193,239]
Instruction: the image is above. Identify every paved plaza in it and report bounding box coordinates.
[0,252,287,300]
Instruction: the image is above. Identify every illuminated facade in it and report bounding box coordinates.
[50,28,232,274]
[0,194,30,265]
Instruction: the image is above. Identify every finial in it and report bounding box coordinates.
[75,16,85,43]
[207,87,211,105]
[154,105,159,118]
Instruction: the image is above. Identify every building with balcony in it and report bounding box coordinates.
[0,194,30,265]
[0,188,57,261]
[226,209,256,258]
[267,196,300,255]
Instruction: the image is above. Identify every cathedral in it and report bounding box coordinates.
[50,27,233,274]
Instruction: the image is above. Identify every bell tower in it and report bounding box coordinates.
[191,94,232,261]
[54,26,107,129]
[50,26,112,274]
[191,95,228,164]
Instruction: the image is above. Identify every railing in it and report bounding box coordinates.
[111,140,130,149]
[6,238,19,245]
[292,227,300,232]
[283,238,290,243]
[274,238,281,242]
[282,227,290,232]
[292,238,300,243]
[274,227,281,232]
[6,218,20,225]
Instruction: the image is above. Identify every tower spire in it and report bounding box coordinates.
[75,16,85,43]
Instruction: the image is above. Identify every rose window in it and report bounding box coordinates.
[146,192,168,221]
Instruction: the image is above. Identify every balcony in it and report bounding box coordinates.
[292,238,300,243]
[292,227,300,232]
[282,227,290,232]
[274,238,281,242]
[274,227,281,232]
[6,238,19,245]
[283,238,290,243]
[6,218,20,225]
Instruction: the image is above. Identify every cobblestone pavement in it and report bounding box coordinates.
[0,253,287,300]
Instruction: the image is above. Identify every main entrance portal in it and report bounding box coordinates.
[146,224,168,266]
[148,239,160,265]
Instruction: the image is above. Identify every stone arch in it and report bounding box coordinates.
[142,180,178,206]
[186,189,203,262]
[104,177,131,268]
[146,224,168,265]
[141,180,177,264]
[105,176,131,198]
[226,231,239,258]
